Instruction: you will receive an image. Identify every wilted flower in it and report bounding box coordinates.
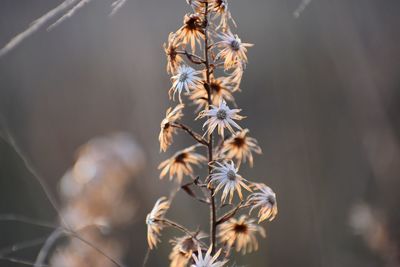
[191,246,227,267]
[218,215,266,254]
[170,65,203,103]
[190,74,235,110]
[164,33,184,74]
[169,233,207,267]
[247,183,278,223]
[159,145,207,183]
[209,161,251,203]
[146,197,171,249]
[220,129,262,167]
[216,31,253,70]
[197,100,245,137]
[176,13,205,52]
[228,63,244,92]
[186,0,208,13]
[159,104,185,152]
[211,0,236,31]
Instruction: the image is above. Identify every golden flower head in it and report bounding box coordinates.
[218,215,266,254]
[164,32,184,75]
[216,31,253,70]
[170,65,203,103]
[191,245,227,267]
[146,197,170,249]
[159,145,207,183]
[190,74,235,111]
[197,100,245,137]
[209,161,251,203]
[159,104,185,152]
[176,13,205,52]
[220,129,262,167]
[169,233,207,267]
[246,183,278,223]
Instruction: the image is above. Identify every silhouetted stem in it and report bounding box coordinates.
[181,180,210,204]
[155,218,208,248]
[176,50,206,65]
[171,122,208,146]
[216,202,250,225]
[202,2,217,254]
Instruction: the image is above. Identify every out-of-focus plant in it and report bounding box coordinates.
[49,133,144,267]
[0,129,144,267]
[350,203,400,267]
[146,1,278,266]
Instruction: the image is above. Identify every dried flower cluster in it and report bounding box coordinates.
[50,133,144,267]
[147,1,278,266]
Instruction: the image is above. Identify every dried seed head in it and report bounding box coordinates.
[233,222,248,233]
[230,39,241,51]
[233,136,245,147]
[179,72,189,82]
[227,170,236,181]
[175,152,188,163]
[216,109,227,120]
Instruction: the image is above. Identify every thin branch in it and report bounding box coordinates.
[171,122,208,146]
[109,0,127,17]
[0,0,78,57]
[0,255,48,267]
[156,219,208,248]
[0,117,69,228]
[181,180,210,204]
[156,218,194,237]
[47,0,93,31]
[176,50,206,65]
[0,237,47,256]
[293,0,312,18]
[141,247,151,267]
[69,232,125,267]
[0,214,58,229]
[216,202,249,225]
[34,228,65,267]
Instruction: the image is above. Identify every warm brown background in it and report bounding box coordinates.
[1,0,400,266]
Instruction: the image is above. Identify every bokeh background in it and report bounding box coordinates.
[1,0,400,266]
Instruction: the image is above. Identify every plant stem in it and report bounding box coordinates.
[176,50,205,64]
[155,218,208,248]
[216,202,250,225]
[171,122,208,146]
[203,1,217,254]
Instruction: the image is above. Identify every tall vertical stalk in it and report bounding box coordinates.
[151,1,279,265]
[202,1,217,253]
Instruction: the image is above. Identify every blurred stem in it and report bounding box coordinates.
[69,231,124,267]
[34,228,64,267]
[203,1,217,254]
[0,214,58,229]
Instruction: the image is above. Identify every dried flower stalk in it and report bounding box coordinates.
[147,1,279,266]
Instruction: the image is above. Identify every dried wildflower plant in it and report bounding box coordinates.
[50,133,145,267]
[147,1,278,266]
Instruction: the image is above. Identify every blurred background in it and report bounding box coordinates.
[1,0,400,266]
